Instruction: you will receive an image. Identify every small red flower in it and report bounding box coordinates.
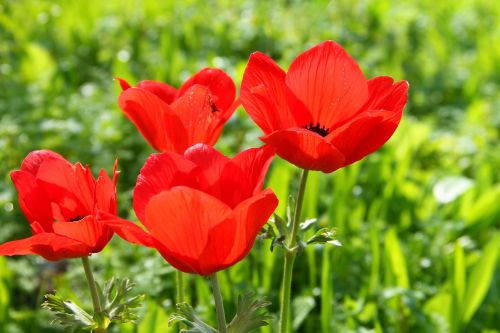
[240,40,409,173]
[103,144,278,275]
[116,68,239,153]
[0,150,118,261]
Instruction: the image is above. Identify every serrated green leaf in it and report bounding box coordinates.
[168,303,217,333]
[41,293,95,330]
[101,277,144,324]
[227,293,272,333]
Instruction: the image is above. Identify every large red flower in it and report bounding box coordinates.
[102,144,278,276]
[240,40,409,173]
[0,150,118,261]
[117,68,238,153]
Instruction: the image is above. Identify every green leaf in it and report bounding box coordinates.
[41,293,95,330]
[168,303,217,333]
[100,277,145,324]
[227,292,272,333]
[286,194,296,230]
[299,218,318,231]
[451,242,465,332]
[273,214,288,238]
[463,185,500,227]
[462,233,500,323]
[306,228,341,247]
[292,296,315,331]
[384,228,409,289]
[137,300,170,333]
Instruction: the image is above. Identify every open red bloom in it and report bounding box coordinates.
[117,68,239,153]
[0,150,118,261]
[102,144,278,275]
[240,40,409,173]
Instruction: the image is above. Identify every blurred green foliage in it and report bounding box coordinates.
[0,0,499,332]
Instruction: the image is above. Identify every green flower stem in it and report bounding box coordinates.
[279,168,309,333]
[176,270,185,303]
[210,273,227,333]
[81,256,106,333]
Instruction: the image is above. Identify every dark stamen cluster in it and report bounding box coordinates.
[209,96,219,113]
[303,122,330,137]
[70,215,84,222]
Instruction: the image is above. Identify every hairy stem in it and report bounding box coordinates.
[81,256,106,333]
[279,168,309,333]
[210,273,227,333]
[176,270,185,303]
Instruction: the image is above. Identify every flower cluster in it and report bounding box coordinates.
[0,40,408,332]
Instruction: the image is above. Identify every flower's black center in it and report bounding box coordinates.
[209,96,219,113]
[303,122,330,137]
[70,215,84,222]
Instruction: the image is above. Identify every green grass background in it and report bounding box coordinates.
[0,0,499,332]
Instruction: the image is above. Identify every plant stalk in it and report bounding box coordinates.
[176,270,185,303]
[210,273,227,333]
[81,256,106,333]
[279,168,309,333]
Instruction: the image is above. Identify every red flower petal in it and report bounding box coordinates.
[184,144,250,207]
[144,186,232,275]
[231,145,275,195]
[153,239,202,274]
[137,80,178,105]
[329,111,400,166]
[10,170,54,231]
[52,216,112,253]
[177,67,236,113]
[285,41,369,128]
[99,216,156,248]
[196,214,237,275]
[0,233,90,261]
[36,158,91,221]
[170,84,226,150]
[118,87,187,152]
[216,188,278,269]
[21,150,64,175]
[261,128,345,173]
[330,78,408,166]
[95,167,118,215]
[133,153,199,224]
[362,76,409,113]
[115,77,132,90]
[240,52,311,134]
[183,143,230,186]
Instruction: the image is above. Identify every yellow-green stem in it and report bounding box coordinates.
[210,273,227,333]
[81,256,106,333]
[279,169,309,333]
[176,270,185,303]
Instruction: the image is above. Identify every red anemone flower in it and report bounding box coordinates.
[116,68,239,153]
[240,40,409,173]
[0,150,118,261]
[102,144,278,276]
